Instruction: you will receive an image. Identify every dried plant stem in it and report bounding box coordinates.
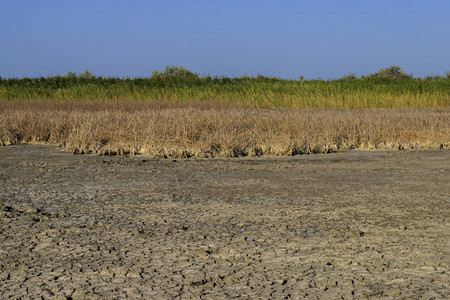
[1,100,449,157]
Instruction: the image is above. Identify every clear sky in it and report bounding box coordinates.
[1,0,449,79]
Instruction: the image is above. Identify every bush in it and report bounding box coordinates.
[64,71,77,78]
[151,65,199,78]
[370,65,413,80]
[78,70,95,79]
[151,70,164,77]
[340,73,357,80]
[424,75,444,81]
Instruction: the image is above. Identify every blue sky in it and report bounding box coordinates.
[1,0,449,78]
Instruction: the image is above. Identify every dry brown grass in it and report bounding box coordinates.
[1,100,449,157]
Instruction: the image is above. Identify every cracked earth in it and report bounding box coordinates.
[0,144,449,299]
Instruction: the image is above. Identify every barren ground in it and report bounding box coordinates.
[0,144,449,299]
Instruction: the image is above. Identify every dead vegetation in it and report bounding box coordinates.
[0,100,449,157]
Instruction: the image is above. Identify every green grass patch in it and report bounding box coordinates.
[1,66,449,108]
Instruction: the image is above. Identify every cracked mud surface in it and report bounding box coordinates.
[0,144,449,299]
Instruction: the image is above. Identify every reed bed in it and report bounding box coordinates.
[1,75,449,108]
[1,100,448,157]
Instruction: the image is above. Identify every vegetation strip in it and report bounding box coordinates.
[1,66,449,108]
[1,66,448,157]
[1,101,448,157]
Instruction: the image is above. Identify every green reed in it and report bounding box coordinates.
[0,74,449,108]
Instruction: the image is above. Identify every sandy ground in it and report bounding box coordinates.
[0,144,449,299]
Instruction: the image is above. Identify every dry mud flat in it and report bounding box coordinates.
[0,144,449,299]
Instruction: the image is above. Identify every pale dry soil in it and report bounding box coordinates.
[0,144,449,299]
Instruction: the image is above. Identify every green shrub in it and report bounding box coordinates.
[151,65,199,78]
[64,71,77,78]
[151,70,164,77]
[78,70,94,79]
[424,75,444,81]
[339,73,358,80]
[370,65,413,80]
